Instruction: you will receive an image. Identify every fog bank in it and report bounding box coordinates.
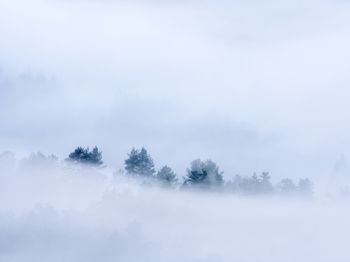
[1,156,350,261]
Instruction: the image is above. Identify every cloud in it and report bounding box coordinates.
[0,158,349,262]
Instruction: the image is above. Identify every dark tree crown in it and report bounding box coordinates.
[67,146,103,166]
[124,147,155,176]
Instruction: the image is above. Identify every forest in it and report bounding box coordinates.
[10,146,312,197]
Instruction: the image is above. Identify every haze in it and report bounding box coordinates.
[1,0,350,260]
[1,0,350,183]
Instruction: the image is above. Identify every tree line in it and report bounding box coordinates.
[66,146,313,196]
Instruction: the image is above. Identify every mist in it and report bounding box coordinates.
[1,0,350,182]
[1,154,350,262]
[1,0,350,260]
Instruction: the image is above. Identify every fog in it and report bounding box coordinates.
[1,156,350,262]
[1,0,350,183]
[1,0,350,260]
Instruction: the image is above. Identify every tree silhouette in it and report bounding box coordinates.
[124,147,155,176]
[297,178,313,196]
[259,172,274,193]
[156,165,178,186]
[183,159,224,189]
[279,178,297,195]
[67,146,103,166]
[226,172,274,195]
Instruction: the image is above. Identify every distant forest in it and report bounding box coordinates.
[0,146,313,196]
[64,146,313,196]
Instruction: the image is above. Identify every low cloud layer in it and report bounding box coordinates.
[0,157,350,262]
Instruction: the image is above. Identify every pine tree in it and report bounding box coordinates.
[297,178,313,196]
[156,166,178,186]
[279,178,297,195]
[259,172,274,193]
[124,147,155,176]
[183,159,224,189]
[67,146,103,166]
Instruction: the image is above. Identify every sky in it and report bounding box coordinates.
[1,0,350,184]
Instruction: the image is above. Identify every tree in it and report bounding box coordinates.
[226,172,274,195]
[239,174,259,195]
[67,146,103,166]
[124,147,155,176]
[22,152,58,168]
[226,174,243,193]
[156,166,178,186]
[183,159,224,189]
[279,178,297,195]
[259,172,274,193]
[297,178,313,196]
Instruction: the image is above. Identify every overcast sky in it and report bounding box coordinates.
[1,0,350,182]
